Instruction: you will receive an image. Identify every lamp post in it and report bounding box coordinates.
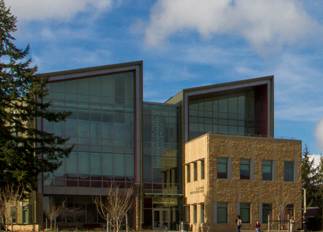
[303,188,307,232]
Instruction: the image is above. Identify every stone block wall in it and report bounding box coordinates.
[185,133,302,232]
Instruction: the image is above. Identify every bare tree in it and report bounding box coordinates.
[95,186,134,232]
[0,184,23,232]
[274,185,291,230]
[44,201,65,230]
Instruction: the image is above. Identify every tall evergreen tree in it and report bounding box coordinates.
[0,0,72,192]
[301,146,321,207]
[318,156,323,208]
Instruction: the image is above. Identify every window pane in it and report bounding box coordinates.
[240,159,250,179]
[262,203,272,223]
[285,204,294,217]
[187,164,191,182]
[193,205,197,223]
[201,159,205,179]
[45,71,136,187]
[113,154,125,177]
[217,202,228,224]
[185,206,190,223]
[200,204,205,223]
[240,203,250,223]
[11,207,17,224]
[194,162,197,181]
[284,161,294,182]
[90,153,101,176]
[217,158,228,179]
[188,90,258,139]
[262,160,273,180]
[79,152,90,175]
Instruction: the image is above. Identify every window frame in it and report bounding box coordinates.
[240,159,251,180]
[262,203,272,224]
[200,159,205,180]
[193,204,197,224]
[284,161,295,182]
[217,157,228,179]
[217,202,228,224]
[193,162,198,181]
[240,202,251,223]
[186,164,191,183]
[200,203,205,224]
[262,160,273,181]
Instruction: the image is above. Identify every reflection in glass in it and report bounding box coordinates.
[44,72,135,186]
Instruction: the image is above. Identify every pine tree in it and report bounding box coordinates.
[301,146,320,207]
[318,156,323,208]
[0,0,72,193]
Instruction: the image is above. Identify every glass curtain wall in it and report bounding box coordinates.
[143,103,179,192]
[44,72,135,188]
[188,90,256,139]
[142,103,180,229]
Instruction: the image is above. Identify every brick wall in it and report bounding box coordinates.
[185,133,302,232]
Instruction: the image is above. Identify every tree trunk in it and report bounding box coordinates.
[4,217,7,232]
[106,213,109,232]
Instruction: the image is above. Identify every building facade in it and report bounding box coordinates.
[35,60,301,231]
[185,134,302,232]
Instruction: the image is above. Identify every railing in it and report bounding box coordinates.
[49,175,134,188]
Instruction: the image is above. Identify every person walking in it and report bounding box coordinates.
[289,217,295,232]
[255,220,261,232]
[236,215,242,232]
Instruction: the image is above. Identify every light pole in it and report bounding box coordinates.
[303,188,307,232]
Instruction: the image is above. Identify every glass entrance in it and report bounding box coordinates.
[153,208,170,230]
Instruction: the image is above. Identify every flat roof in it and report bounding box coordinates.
[186,132,301,144]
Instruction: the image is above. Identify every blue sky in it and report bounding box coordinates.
[5,0,323,155]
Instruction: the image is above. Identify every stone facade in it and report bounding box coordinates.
[185,133,302,232]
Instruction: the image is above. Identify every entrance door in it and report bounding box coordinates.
[153,208,170,230]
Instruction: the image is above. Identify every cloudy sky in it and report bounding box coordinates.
[4,0,323,156]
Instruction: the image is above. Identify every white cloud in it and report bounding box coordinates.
[316,119,323,151]
[145,0,322,52]
[273,53,323,122]
[5,0,113,21]
[309,154,322,168]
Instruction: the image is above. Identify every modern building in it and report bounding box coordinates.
[35,60,301,231]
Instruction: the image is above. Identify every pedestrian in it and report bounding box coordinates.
[255,220,261,232]
[236,215,242,232]
[289,217,295,232]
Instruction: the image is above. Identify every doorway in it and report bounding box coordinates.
[153,208,170,230]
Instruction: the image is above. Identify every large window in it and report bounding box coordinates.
[217,202,228,224]
[262,203,272,223]
[262,160,273,181]
[240,159,251,179]
[45,72,136,185]
[217,157,228,179]
[193,205,197,224]
[188,90,257,139]
[22,205,31,224]
[185,205,190,223]
[186,164,191,183]
[10,207,17,224]
[285,204,294,217]
[240,203,250,223]
[200,204,205,223]
[284,161,294,182]
[193,162,197,181]
[142,103,179,194]
[200,159,205,180]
